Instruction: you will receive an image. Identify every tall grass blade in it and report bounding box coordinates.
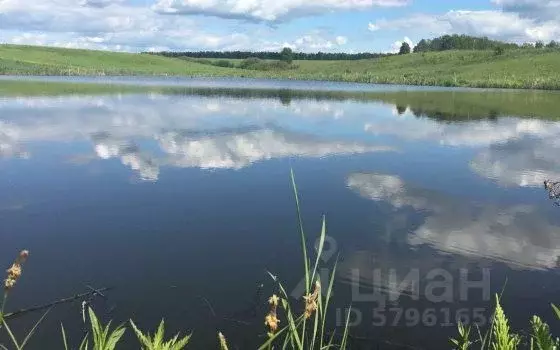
[2,319,21,350]
[61,324,69,350]
[310,216,326,288]
[310,276,321,350]
[552,304,560,320]
[339,305,352,350]
[321,257,339,349]
[290,168,310,295]
[257,326,289,350]
[20,307,51,349]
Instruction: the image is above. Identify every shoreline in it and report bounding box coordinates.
[2,74,560,93]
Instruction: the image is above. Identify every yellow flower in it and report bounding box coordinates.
[303,280,321,319]
[4,278,16,290]
[4,250,29,291]
[264,312,280,333]
[268,294,280,307]
[6,264,21,279]
[264,294,281,335]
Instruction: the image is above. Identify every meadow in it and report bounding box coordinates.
[2,44,560,90]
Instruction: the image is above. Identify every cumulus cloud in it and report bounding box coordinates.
[368,3,560,43]
[335,36,348,45]
[0,0,356,52]
[79,0,126,8]
[153,0,409,22]
[347,173,560,270]
[389,36,414,53]
[493,0,560,20]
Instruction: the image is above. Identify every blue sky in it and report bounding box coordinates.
[0,0,559,52]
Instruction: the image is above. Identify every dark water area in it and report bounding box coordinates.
[0,79,559,349]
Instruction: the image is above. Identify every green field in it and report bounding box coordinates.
[2,44,560,89]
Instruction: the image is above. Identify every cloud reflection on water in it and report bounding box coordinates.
[0,95,392,180]
[347,172,560,270]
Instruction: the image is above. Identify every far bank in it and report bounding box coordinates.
[1,44,560,90]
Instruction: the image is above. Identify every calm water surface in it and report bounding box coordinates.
[0,78,559,349]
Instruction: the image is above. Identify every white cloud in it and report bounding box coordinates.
[0,0,253,52]
[368,7,560,43]
[0,0,355,52]
[153,0,409,22]
[492,0,560,20]
[367,22,379,31]
[79,0,126,8]
[389,36,414,53]
[335,36,348,45]
[286,33,348,51]
[347,173,560,270]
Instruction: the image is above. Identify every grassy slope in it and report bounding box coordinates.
[2,44,560,89]
[0,44,243,76]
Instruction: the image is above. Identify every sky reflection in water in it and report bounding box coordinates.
[0,87,559,349]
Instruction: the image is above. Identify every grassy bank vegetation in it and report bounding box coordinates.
[1,173,559,349]
[2,44,560,90]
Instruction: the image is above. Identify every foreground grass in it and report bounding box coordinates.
[2,80,560,120]
[2,44,560,90]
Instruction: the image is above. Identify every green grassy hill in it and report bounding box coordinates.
[2,44,560,89]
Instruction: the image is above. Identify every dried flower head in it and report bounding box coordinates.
[303,280,321,319]
[264,294,280,335]
[18,250,29,263]
[268,294,280,307]
[4,250,29,291]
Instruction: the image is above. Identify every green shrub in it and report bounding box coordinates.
[212,60,234,68]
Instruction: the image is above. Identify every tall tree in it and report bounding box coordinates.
[280,47,294,64]
[413,39,428,53]
[399,42,411,55]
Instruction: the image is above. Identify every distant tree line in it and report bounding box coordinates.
[413,34,559,53]
[147,49,393,61]
[146,34,560,60]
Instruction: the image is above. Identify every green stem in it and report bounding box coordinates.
[0,291,8,329]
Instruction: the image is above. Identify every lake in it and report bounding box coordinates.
[1,77,559,349]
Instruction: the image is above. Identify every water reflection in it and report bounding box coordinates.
[2,85,560,349]
[364,109,560,188]
[347,173,560,270]
[470,131,560,187]
[0,95,393,181]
